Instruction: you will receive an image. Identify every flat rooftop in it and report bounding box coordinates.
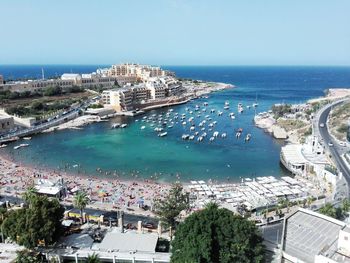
[282,208,346,263]
[98,230,158,253]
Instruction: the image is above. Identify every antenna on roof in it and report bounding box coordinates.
[41,68,45,80]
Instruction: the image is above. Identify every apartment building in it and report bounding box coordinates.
[0,75,3,85]
[108,63,169,81]
[102,88,134,111]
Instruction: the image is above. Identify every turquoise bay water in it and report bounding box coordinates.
[1,66,350,182]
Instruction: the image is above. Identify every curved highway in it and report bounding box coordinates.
[317,99,350,198]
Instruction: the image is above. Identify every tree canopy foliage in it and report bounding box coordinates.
[15,249,44,263]
[319,200,350,220]
[1,194,64,248]
[73,191,89,223]
[171,203,265,263]
[271,104,292,119]
[154,183,189,231]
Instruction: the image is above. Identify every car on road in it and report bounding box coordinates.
[339,141,347,147]
[328,142,334,147]
[320,123,325,128]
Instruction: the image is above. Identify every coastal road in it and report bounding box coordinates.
[316,99,350,199]
[0,195,158,226]
[0,97,99,143]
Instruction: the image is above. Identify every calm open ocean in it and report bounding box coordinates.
[1,65,350,182]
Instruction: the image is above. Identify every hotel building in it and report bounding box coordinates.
[102,76,183,112]
[0,71,137,93]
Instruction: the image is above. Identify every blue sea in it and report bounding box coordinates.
[1,65,350,183]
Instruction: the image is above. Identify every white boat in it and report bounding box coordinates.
[209,137,215,142]
[213,131,219,137]
[141,126,146,130]
[190,126,195,131]
[23,137,32,140]
[182,121,187,125]
[218,111,223,116]
[221,133,227,138]
[182,134,190,140]
[189,135,195,140]
[197,136,203,142]
[253,93,259,107]
[210,109,215,113]
[158,132,167,137]
[0,144,7,148]
[120,124,128,128]
[203,102,208,106]
[238,103,244,113]
[13,143,29,150]
[111,123,121,129]
[154,127,163,132]
[225,101,230,106]
[245,134,252,142]
[195,131,199,136]
[224,106,230,110]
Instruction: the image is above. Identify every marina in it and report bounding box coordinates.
[1,66,349,183]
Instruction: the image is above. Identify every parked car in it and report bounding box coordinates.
[320,123,325,128]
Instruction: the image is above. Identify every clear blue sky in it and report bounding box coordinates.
[1,0,349,65]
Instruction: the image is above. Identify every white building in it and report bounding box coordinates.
[281,208,350,263]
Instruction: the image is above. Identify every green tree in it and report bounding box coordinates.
[2,195,64,248]
[16,249,43,263]
[22,185,38,206]
[73,191,89,224]
[43,86,62,96]
[319,203,337,218]
[307,196,313,208]
[86,253,101,263]
[154,183,189,237]
[171,203,265,263]
[341,199,350,213]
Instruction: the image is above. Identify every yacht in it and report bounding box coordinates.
[120,124,128,128]
[141,126,146,130]
[182,134,190,140]
[111,123,121,129]
[238,103,244,113]
[14,143,29,150]
[158,132,168,137]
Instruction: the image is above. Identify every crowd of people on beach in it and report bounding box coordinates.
[0,155,171,216]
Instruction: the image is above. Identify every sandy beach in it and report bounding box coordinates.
[0,153,171,217]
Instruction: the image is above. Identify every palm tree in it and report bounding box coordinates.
[307,196,313,208]
[86,253,100,263]
[73,191,89,224]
